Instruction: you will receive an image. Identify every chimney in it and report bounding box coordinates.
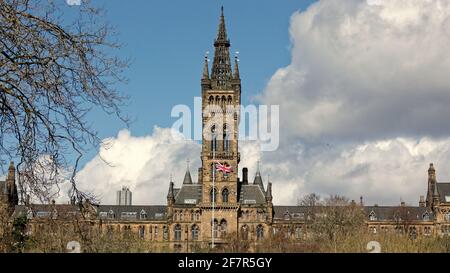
[419,196,426,207]
[242,168,248,184]
[360,196,364,206]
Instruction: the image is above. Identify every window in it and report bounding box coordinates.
[212,219,219,238]
[241,225,249,240]
[140,210,147,220]
[446,213,450,221]
[121,212,137,220]
[256,225,264,240]
[295,226,302,240]
[26,209,33,220]
[409,227,417,240]
[223,125,230,153]
[154,226,159,239]
[108,210,115,219]
[99,212,108,219]
[52,209,58,220]
[139,226,145,239]
[284,212,291,221]
[220,219,227,237]
[36,211,51,218]
[423,212,430,221]
[210,188,217,203]
[424,226,432,236]
[211,126,217,152]
[191,225,200,241]
[371,227,377,234]
[222,188,229,203]
[174,224,182,241]
[163,226,169,241]
[369,211,377,221]
[195,212,201,221]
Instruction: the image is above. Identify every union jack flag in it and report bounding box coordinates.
[215,161,232,173]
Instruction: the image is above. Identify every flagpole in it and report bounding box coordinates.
[212,148,215,249]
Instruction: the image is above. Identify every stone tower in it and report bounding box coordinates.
[199,7,242,242]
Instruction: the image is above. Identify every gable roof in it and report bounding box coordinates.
[174,184,202,206]
[240,185,267,205]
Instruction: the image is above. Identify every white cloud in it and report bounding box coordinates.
[58,127,201,205]
[261,0,450,141]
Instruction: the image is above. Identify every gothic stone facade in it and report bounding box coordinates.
[4,9,450,251]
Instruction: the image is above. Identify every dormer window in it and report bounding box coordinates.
[369,211,377,221]
[284,211,291,220]
[140,210,147,220]
[422,212,430,221]
[26,209,33,220]
[108,210,115,219]
[52,209,58,220]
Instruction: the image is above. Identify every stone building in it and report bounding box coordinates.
[3,8,450,252]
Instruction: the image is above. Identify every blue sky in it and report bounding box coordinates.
[47,0,450,206]
[80,0,315,157]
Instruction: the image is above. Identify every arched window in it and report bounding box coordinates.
[295,226,302,239]
[139,225,145,239]
[220,219,227,237]
[227,96,232,105]
[423,212,430,221]
[210,188,217,203]
[209,96,214,104]
[163,226,169,240]
[211,125,217,153]
[241,225,249,240]
[223,125,230,153]
[191,225,200,241]
[212,219,219,238]
[256,225,264,240]
[174,224,182,241]
[222,188,229,203]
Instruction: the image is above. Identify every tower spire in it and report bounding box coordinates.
[202,54,210,80]
[183,159,193,184]
[211,7,232,89]
[233,55,240,79]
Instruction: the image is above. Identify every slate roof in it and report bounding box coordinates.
[97,205,167,221]
[239,184,266,205]
[12,204,168,221]
[174,184,202,205]
[437,183,450,203]
[12,204,81,219]
[273,205,434,222]
[364,206,434,222]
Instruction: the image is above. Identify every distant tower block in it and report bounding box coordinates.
[116,186,132,206]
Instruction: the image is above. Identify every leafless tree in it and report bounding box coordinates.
[0,0,129,204]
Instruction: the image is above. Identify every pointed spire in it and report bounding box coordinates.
[202,54,210,80]
[266,181,273,202]
[253,161,264,190]
[215,6,229,46]
[167,178,175,200]
[183,159,193,184]
[211,7,232,89]
[233,55,240,79]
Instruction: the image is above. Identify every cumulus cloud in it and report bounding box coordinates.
[59,128,201,205]
[261,0,450,141]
